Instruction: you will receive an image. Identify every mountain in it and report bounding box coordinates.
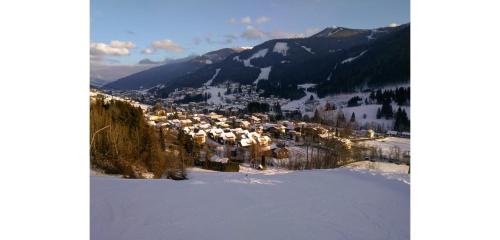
[90,62,161,87]
[150,23,409,99]
[90,78,107,88]
[103,48,245,90]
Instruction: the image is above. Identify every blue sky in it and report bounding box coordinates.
[91,0,409,64]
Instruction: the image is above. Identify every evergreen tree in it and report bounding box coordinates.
[303,114,311,122]
[381,100,393,119]
[313,109,321,123]
[324,102,331,111]
[369,91,376,101]
[394,107,410,132]
[376,108,382,119]
[350,112,356,122]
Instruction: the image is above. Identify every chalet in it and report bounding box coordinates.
[239,120,251,129]
[254,113,269,122]
[180,119,192,127]
[198,122,212,130]
[208,128,224,140]
[250,115,260,124]
[233,128,250,140]
[192,116,201,123]
[287,130,301,139]
[194,130,206,144]
[272,147,289,159]
[238,138,256,147]
[221,132,236,144]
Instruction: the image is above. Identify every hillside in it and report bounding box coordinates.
[103,48,246,90]
[150,24,409,99]
[91,168,410,240]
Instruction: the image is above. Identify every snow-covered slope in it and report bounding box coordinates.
[91,168,409,240]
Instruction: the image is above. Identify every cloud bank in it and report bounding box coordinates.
[90,40,135,57]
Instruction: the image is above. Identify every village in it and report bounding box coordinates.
[91,87,410,175]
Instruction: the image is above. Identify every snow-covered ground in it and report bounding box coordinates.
[282,83,319,116]
[360,137,411,156]
[234,48,268,67]
[281,84,410,129]
[203,86,226,105]
[254,66,272,85]
[341,50,368,64]
[204,68,221,86]
[91,168,409,240]
[345,161,409,175]
[301,45,314,54]
[273,42,289,56]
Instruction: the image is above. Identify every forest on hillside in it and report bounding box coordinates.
[90,96,186,179]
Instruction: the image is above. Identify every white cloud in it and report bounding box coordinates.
[227,17,237,24]
[90,40,135,56]
[141,48,154,55]
[109,40,135,49]
[388,23,399,27]
[241,26,266,40]
[151,39,184,52]
[255,16,271,24]
[241,16,252,24]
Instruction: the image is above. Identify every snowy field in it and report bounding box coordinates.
[91,168,409,240]
[360,137,411,156]
[281,84,410,129]
[345,161,409,175]
[203,86,227,105]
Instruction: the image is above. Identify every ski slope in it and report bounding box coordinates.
[91,168,409,240]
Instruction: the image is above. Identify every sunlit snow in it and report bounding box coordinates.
[253,66,272,85]
[341,50,368,64]
[272,42,289,56]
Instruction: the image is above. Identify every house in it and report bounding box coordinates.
[238,138,256,147]
[180,119,192,127]
[367,129,375,138]
[250,115,260,124]
[233,128,249,140]
[272,147,289,159]
[387,130,398,136]
[221,132,236,144]
[287,130,301,139]
[194,130,206,144]
[208,128,224,140]
[239,120,251,129]
[198,122,212,130]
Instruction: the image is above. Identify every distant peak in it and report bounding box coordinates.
[138,58,160,64]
